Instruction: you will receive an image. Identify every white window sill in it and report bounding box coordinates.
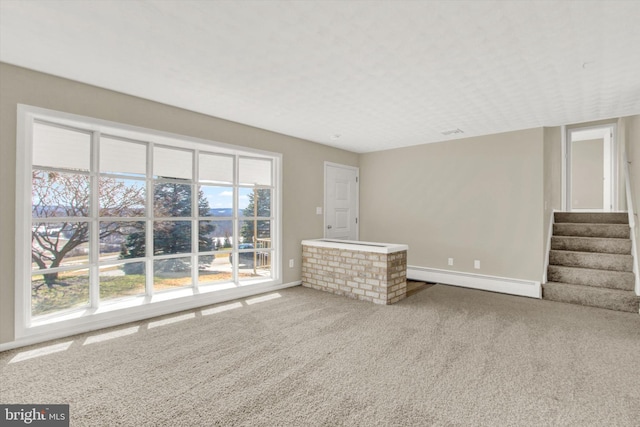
[28,278,273,329]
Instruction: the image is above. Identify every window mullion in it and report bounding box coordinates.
[89,131,100,309]
[146,141,154,297]
[192,149,199,288]
[272,160,278,281]
[232,155,238,284]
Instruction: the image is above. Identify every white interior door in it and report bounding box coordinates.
[324,162,359,240]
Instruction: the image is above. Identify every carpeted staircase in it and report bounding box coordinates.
[544,212,639,313]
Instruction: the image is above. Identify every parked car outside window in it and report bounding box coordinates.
[229,243,255,268]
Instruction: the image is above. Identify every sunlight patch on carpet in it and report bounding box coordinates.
[201,302,243,315]
[246,292,281,305]
[9,341,73,364]
[148,313,195,329]
[83,326,140,346]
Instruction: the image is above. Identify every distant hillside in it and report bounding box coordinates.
[208,208,233,217]
[207,209,234,239]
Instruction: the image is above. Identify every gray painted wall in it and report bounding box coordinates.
[359,128,545,281]
[571,138,604,209]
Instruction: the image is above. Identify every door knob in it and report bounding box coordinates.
[327,225,332,229]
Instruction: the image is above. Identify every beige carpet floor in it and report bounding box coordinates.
[1,284,639,426]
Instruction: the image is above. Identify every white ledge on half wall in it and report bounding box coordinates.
[407,266,541,299]
[301,239,408,254]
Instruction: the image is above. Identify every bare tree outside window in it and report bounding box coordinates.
[31,170,145,289]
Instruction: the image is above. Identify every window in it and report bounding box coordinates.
[17,105,281,337]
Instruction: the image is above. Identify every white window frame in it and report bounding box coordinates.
[15,104,282,343]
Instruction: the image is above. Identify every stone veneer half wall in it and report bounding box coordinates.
[302,243,407,305]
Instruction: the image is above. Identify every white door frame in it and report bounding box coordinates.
[562,123,618,212]
[324,161,359,240]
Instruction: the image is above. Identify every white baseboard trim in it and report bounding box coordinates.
[407,266,541,299]
[1,280,301,353]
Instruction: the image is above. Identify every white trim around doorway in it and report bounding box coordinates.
[563,122,619,212]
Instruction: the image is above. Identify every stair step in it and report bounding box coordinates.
[553,223,629,239]
[554,212,629,224]
[550,236,632,255]
[547,265,635,291]
[549,250,633,272]
[543,282,640,313]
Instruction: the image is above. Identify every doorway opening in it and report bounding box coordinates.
[564,124,618,212]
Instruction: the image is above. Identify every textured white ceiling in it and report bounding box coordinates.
[1,0,640,153]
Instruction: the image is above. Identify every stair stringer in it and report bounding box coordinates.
[542,209,556,285]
